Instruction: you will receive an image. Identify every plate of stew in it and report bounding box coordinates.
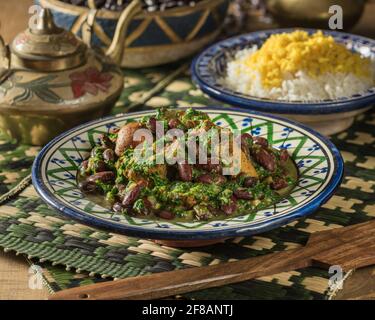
[32,107,343,242]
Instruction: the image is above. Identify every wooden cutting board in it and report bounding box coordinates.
[50,219,375,300]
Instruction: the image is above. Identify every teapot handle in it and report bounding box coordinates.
[81,9,98,48]
[0,36,10,84]
[81,0,143,65]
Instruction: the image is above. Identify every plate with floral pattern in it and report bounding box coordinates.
[32,107,344,241]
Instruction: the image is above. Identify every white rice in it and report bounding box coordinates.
[223,46,375,101]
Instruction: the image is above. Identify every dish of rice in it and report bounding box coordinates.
[223,30,375,101]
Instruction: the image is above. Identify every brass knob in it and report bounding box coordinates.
[31,8,62,35]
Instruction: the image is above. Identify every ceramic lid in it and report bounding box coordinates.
[10,8,87,71]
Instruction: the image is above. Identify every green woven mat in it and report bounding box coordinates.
[1,63,374,300]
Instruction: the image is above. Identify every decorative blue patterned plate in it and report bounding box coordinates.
[32,107,344,241]
[191,29,375,115]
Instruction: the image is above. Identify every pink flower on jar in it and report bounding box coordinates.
[69,67,113,99]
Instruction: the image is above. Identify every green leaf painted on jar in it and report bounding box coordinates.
[11,74,63,104]
[13,88,32,103]
[34,88,62,104]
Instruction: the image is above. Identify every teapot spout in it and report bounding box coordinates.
[106,0,142,65]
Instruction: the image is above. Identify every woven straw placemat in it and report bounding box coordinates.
[0,63,374,300]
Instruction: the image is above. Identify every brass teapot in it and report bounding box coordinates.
[0,4,140,145]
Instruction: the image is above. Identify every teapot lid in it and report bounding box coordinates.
[10,8,87,71]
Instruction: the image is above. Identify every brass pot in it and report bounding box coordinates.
[0,5,142,145]
[266,0,366,29]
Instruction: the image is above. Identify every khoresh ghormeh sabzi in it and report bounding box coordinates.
[78,108,298,221]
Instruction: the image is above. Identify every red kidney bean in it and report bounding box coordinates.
[93,160,107,172]
[148,117,157,133]
[79,180,97,193]
[196,174,225,185]
[241,133,253,140]
[177,163,192,182]
[112,202,124,213]
[197,159,222,173]
[243,176,258,188]
[233,188,253,200]
[253,136,269,147]
[280,149,289,163]
[271,178,288,190]
[168,118,180,129]
[196,174,213,184]
[254,149,276,172]
[157,210,175,220]
[241,133,253,149]
[87,171,115,183]
[221,196,237,215]
[103,149,115,162]
[122,184,142,207]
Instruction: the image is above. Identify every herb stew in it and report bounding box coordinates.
[78,108,298,221]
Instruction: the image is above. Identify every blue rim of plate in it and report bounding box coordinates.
[191,28,375,115]
[32,106,344,240]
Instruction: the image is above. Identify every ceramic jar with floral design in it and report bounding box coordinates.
[0,55,123,145]
[0,8,124,145]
